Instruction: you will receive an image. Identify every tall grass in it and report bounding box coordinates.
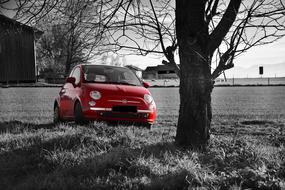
[0,120,284,189]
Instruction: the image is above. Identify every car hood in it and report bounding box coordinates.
[83,83,150,97]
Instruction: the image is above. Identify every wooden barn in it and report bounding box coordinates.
[142,65,179,79]
[0,14,42,83]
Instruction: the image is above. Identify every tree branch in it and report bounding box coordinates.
[149,0,166,54]
[206,0,219,24]
[208,0,242,55]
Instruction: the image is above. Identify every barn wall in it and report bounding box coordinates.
[0,20,35,83]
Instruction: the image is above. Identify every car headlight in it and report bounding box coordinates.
[144,94,153,104]
[90,91,101,100]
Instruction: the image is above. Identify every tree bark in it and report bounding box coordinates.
[175,0,213,148]
[65,60,71,77]
[175,46,213,148]
[64,42,72,77]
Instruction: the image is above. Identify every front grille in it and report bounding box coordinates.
[112,106,137,113]
[101,112,148,119]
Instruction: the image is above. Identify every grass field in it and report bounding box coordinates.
[0,87,285,189]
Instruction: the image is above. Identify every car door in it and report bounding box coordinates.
[67,66,81,117]
[59,67,76,118]
[60,67,81,118]
[59,82,74,119]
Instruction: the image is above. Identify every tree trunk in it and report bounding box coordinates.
[175,46,213,148]
[64,45,72,77]
[65,59,71,77]
[175,0,213,148]
[64,33,74,77]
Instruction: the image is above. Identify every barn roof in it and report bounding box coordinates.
[144,64,180,72]
[0,14,43,35]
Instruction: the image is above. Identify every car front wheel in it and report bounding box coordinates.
[54,105,62,124]
[145,124,152,130]
[74,102,87,124]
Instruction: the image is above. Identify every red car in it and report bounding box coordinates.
[54,64,156,128]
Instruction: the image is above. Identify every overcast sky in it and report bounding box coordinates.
[1,0,284,78]
[234,37,285,68]
[126,36,285,73]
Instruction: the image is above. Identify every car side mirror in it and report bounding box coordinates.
[142,81,150,88]
[66,77,75,85]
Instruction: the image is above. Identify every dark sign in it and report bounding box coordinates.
[259,66,263,75]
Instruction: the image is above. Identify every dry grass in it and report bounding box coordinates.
[0,120,284,190]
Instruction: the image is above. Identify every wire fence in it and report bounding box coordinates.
[145,77,285,87]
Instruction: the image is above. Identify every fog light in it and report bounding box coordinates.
[89,101,96,106]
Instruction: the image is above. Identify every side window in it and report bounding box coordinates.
[123,72,134,80]
[72,67,81,85]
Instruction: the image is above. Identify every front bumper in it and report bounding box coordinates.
[83,107,156,124]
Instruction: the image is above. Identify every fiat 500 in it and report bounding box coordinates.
[54,64,156,128]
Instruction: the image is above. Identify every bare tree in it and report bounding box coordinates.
[93,0,285,148]
[8,0,109,76]
[43,1,104,76]
[9,0,285,148]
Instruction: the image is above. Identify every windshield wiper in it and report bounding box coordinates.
[84,81,107,83]
[84,80,138,86]
[109,81,137,86]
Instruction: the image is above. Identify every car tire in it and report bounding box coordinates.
[145,124,152,130]
[74,102,87,124]
[106,121,119,126]
[54,104,62,124]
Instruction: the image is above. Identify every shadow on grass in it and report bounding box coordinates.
[0,121,196,190]
[0,120,55,133]
[212,119,284,137]
[35,141,195,190]
[240,120,276,125]
[0,128,105,188]
[1,120,284,189]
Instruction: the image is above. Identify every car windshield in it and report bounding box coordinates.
[82,65,142,86]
